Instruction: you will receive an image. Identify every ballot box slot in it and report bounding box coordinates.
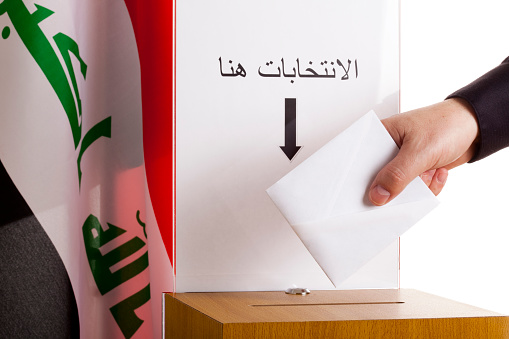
[249,301,405,307]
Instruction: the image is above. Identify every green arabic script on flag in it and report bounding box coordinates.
[83,214,151,338]
[0,0,111,187]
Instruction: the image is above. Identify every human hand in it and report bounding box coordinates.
[369,98,480,206]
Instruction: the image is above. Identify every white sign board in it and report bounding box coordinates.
[174,0,399,292]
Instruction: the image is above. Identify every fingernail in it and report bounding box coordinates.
[437,171,447,184]
[370,185,391,206]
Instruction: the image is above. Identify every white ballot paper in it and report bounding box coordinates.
[267,111,439,287]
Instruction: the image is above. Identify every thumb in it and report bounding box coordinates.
[369,144,428,206]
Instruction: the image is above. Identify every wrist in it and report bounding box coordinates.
[445,97,480,159]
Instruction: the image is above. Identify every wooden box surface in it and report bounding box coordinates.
[163,289,509,338]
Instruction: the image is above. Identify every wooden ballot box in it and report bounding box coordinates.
[163,289,509,338]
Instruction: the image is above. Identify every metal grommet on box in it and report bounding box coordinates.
[285,287,311,295]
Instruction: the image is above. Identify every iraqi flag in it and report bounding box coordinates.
[0,0,173,338]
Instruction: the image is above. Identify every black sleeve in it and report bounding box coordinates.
[447,57,509,162]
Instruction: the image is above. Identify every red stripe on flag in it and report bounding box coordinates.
[123,1,174,266]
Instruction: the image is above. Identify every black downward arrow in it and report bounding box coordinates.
[280,98,301,161]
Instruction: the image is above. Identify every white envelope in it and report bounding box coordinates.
[267,111,438,287]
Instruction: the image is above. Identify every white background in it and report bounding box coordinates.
[400,1,509,314]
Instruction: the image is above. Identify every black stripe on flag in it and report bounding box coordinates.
[0,159,80,338]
